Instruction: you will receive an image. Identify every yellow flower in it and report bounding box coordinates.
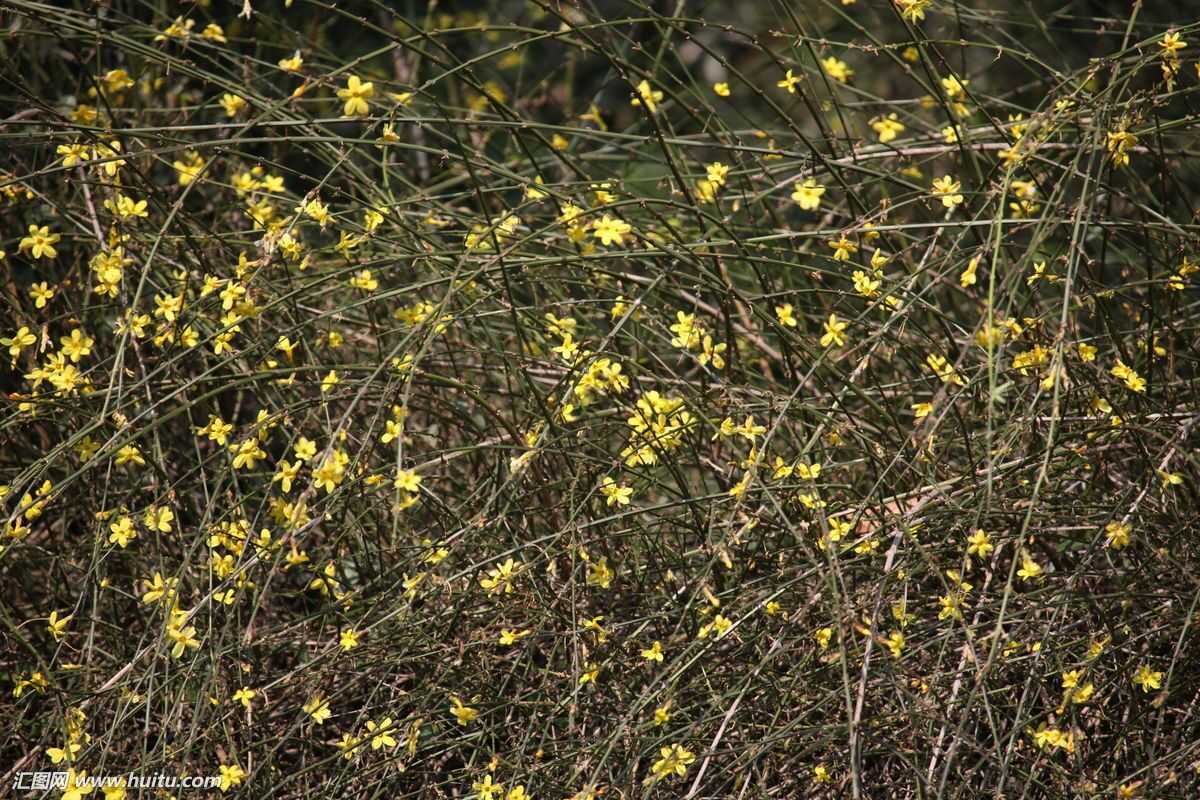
[173,151,206,185]
[698,613,732,639]
[231,687,256,708]
[301,694,331,723]
[155,16,195,41]
[167,616,200,658]
[29,281,56,308]
[648,743,696,782]
[140,572,177,605]
[713,82,730,96]
[895,0,931,23]
[826,518,852,543]
[1106,129,1137,167]
[1061,670,1094,705]
[591,214,631,246]
[1158,470,1184,489]
[47,743,82,764]
[19,224,61,260]
[599,477,633,506]
[92,140,125,176]
[579,661,600,685]
[279,50,304,71]
[640,640,664,662]
[1104,520,1131,549]
[57,142,90,167]
[47,610,72,640]
[301,196,331,227]
[828,236,857,261]
[349,269,378,291]
[775,303,797,327]
[523,177,547,201]
[107,516,137,548]
[819,313,848,348]
[1160,31,1186,57]
[1111,358,1146,392]
[822,56,853,83]
[790,177,825,210]
[931,175,964,209]
[1132,664,1163,693]
[473,774,504,800]
[795,461,820,480]
[926,354,965,385]
[339,628,360,650]
[394,468,421,493]
[777,69,800,93]
[61,769,95,800]
[852,270,880,297]
[337,75,375,116]
[219,93,247,117]
[480,557,519,594]
[335,733,361,760]
[698,335,726,369]
[366,717,397,748]
[230,438,267,470]
[218,763,246,792]
[941,74,969,99]
[814,627,833,649]
[960,255,980,287]
[294,437,317,461]
[498,628,530,645]
[630,80,663,112]
[1,326,37,360]
[450,695,479,725]
[871,113,905,143]
[706,161,730,187]
[60,328,94,362]
[966,529,993,558]
[1016,553,1043,581]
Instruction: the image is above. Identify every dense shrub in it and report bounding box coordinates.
[3,0,1200,797]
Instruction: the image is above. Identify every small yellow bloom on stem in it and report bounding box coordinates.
[791,178,824,210]
[303,695,331,723]
[337,75,374,116]
[647,743,695,783]
[1132,664,1163,693]
[19,225,61,260]
[931,175,964,209]
[47,610,72,640]
[820,314,848,348]
[828,236,857,261]
[591,214,631,246]
[219,93,247,117]
[775,303,797,327]
[450,695,478,725]
[871,113,905,143]
[630,80,663,112]
[823,57,853,83]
